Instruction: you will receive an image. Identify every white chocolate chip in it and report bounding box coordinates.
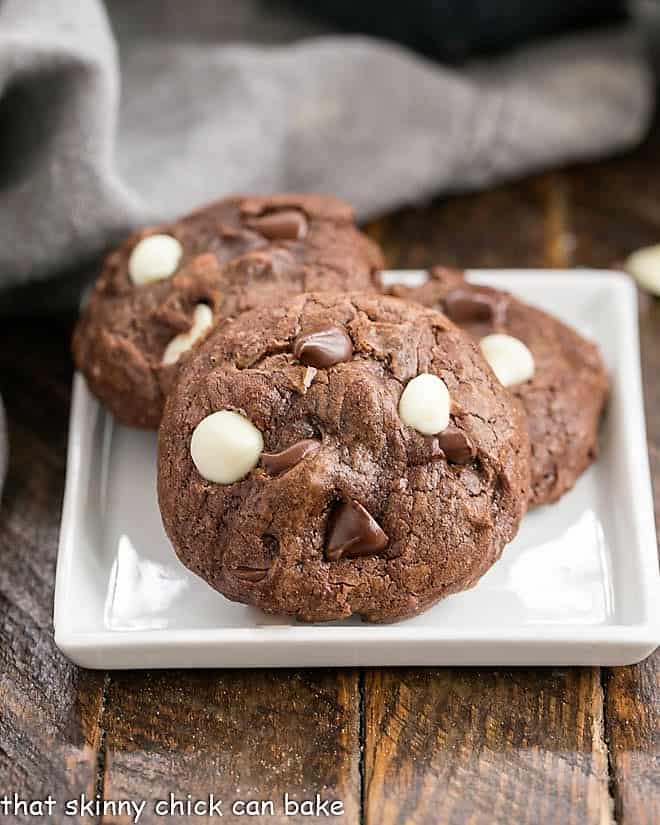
[162,304,214,366]
[190,410,263,484]
[480,334,535,387]
[625,244,660,296]
[128,234,183,285]
[398,373,450,435]
[303,366,317,389]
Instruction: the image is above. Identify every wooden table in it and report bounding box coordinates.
[1,130,659,825]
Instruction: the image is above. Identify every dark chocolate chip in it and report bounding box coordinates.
[262,533,279,556]
[436,426,474,465]
[293,326,353,368]
[247,209,308,241]
[232,534,278,581]
[442,287,505,325]
[233,566,269,582]
[229,247,295,279]
[261,439,321,476]
[325,499,389,561]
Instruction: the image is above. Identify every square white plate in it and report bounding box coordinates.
[55,270,660,668]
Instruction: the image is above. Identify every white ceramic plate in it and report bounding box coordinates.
[54,270,660,668]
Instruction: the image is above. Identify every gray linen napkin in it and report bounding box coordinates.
[0,0,654,495]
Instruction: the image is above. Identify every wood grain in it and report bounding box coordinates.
[605,656,660,825]
[100,669,360,824]
[362,140,660,825]
[0,315,362,824]
[363,175,614,825]
[559,144,660,825]
[365,176,550,270]
[0,315,104,823]
[604,229,660,825]
[564,141,660,269]
[364,668,611,825]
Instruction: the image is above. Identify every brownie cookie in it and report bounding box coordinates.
[158,292,530,623]
[73,194,384,428]
[383,267,608,506]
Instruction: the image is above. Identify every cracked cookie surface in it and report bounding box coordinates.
[73,194,383,428]
[385,267,609,506]
[157,292,530,622]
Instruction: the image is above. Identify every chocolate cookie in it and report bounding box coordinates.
[158,292,530,623]
[384,267,608,506]
[73,194,383,428]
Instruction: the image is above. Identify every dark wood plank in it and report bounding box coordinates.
[0,311,363,824]
[565,138,660,269]
[559,136,660,825]
[0,315,105,823]
[365,176,550,270]
[363,176,613,825]
[605,655,660,825]
[100,669,360,824]
[364,668,611,825]
[604,239,660,825]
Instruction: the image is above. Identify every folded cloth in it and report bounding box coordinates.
[0,0,653,293]
[0,0,654,493]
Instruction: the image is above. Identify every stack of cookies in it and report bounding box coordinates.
[74,194,608,623]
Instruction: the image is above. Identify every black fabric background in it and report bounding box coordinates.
[288,0,626,62]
